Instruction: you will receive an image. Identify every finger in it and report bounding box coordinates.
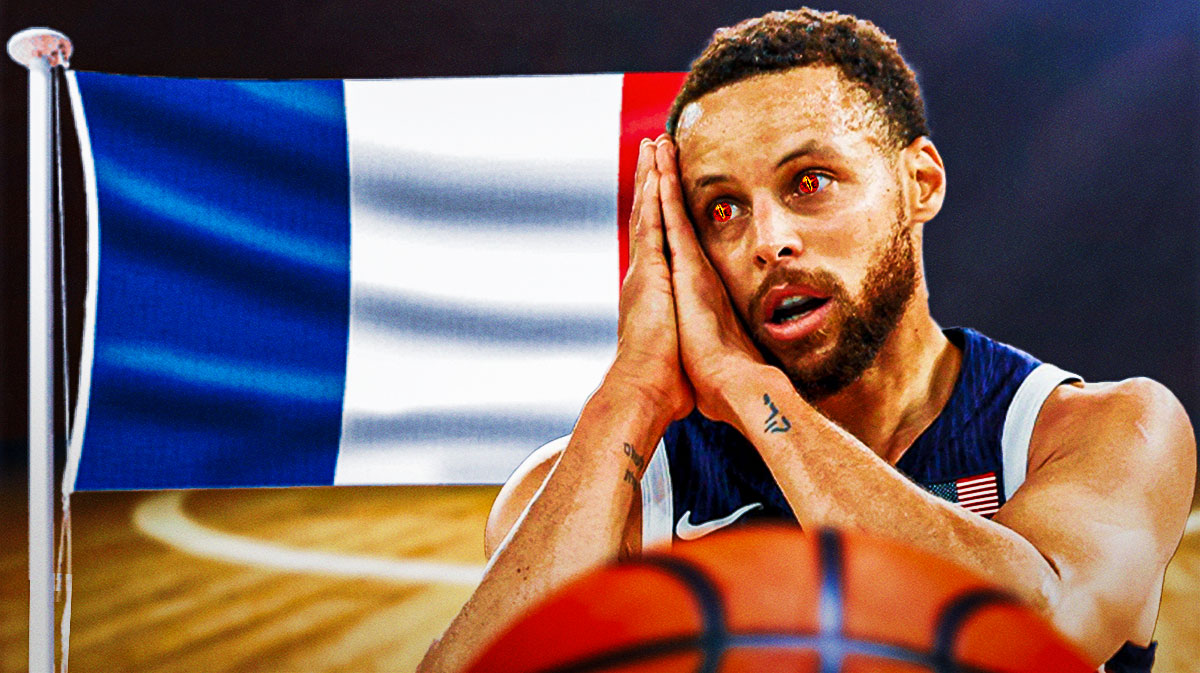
[627,139,656,264]
[655,139,709,275]
[629,138,653,224]
[633,164,665,264]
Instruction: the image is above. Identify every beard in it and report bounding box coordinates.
[746,207,918,403]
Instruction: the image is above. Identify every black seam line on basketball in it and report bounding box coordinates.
[818,528,846,673]
[523,636,696,673]
[520,632,1003,673]
[725,633,1002,673]
[635,555,727,673]
[931,588,1021,673]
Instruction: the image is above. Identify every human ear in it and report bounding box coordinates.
[904,136,946,225]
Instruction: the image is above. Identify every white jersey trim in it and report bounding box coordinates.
[1000,363,1082,502]
[640,438,674,550]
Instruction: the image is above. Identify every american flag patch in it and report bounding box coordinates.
[922,472,1001,517]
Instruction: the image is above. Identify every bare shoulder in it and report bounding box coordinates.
[483,435,570,559]
[997,377,1196,650]
[1023,376,1196,553]
[1030,377,1195,476]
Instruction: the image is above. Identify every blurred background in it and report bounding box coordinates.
[3,0,1198,480]
[1,2,1197,672]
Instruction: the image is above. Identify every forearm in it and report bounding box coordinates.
[721,364,1062,613]
[418,377,672,673]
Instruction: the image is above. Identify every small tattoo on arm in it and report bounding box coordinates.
[763,393,792,433]
[623,442,645,469]
[622,442,644,487]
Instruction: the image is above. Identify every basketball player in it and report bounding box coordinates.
[419,9,1195,672]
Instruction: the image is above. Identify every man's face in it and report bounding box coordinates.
[675,66,920,401]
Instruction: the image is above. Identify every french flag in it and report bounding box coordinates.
[64,71,684,491]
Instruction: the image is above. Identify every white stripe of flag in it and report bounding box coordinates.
[956,472,1000,516]
[335,76,625,485]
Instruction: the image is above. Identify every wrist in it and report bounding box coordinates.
[707,361,795,433]
[594,371,680,431]
[701,358,774,401]
[559,377,675,484]
[603,354,690,415]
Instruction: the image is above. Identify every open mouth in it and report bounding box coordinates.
[768,295,831,325]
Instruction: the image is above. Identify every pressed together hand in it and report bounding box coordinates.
[613,134,770,428]
[610,135,694,423]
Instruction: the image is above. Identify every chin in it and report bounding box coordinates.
[763,321,887,402]
[760,321,842,369]
[755,333,840,397]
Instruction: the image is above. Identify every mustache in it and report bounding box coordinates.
[748,266,850,323]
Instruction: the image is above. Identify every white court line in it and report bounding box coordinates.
[133,491,485,586]
[133,492,1200,585]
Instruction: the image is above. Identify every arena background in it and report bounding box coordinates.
[1,1,1198,672]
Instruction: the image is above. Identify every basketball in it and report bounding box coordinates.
[464,525,1094,673]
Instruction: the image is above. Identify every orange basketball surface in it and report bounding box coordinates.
[467,526,1093,673]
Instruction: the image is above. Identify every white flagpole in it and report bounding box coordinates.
[7,27,73,673]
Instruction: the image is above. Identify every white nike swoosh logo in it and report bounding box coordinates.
[675,503,764,540]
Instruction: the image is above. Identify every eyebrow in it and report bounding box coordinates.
[690,140,837,191]
[773,140,836,169]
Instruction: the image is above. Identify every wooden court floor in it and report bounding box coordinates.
[2,481,1199,673]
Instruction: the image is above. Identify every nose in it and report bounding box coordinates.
[752,202,803,268]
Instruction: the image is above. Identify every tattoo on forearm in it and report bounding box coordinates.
[623,442,645,468]
[622,442,644,487]
[763,393,792,433]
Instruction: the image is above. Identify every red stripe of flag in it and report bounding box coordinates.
[617,72,688,287]
[956,472,1000,516]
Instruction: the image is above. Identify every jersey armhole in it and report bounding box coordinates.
[1000,363,1082,501]
[640,438,673,550]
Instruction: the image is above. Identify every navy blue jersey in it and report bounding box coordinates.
[637,327,1154,671]
[660,327,1036,526]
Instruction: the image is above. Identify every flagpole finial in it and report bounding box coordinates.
[7,28,72,69]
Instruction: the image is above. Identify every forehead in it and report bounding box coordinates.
[676,66,889,174]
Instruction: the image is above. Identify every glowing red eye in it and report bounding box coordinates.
[799,174,820,194]
[711,202,733,222]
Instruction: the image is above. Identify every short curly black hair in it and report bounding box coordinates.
[667,8,929,149]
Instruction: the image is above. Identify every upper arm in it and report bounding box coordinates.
[484,435,569,559]
[483,434,645,560]
[993,377,1196,654]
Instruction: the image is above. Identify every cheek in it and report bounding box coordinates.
[805,197,901,280]
[818,230,875,285]
[839,224,907,301]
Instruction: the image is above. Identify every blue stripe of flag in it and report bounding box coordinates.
[73,73,350,490]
